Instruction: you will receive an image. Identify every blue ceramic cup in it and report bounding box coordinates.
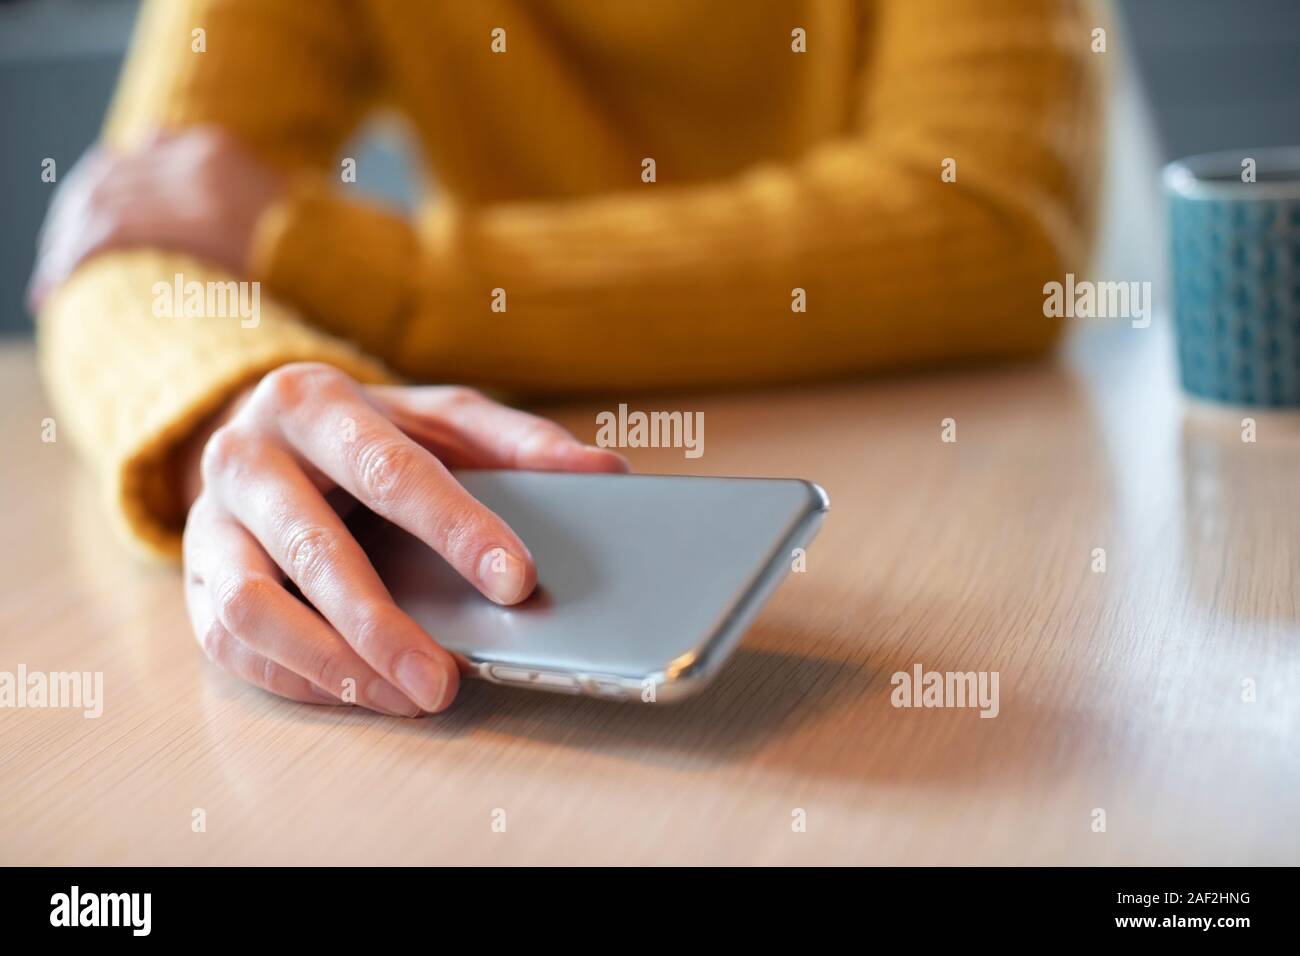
[1166,147,1300,407]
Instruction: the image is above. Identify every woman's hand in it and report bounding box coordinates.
[182,362,628,716]
[28,127,281,311]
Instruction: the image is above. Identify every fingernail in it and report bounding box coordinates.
[393,652,450,712]
[367,677,422,717]
[478,547,529,605]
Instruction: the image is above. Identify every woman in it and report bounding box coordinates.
[30,0,1102,715]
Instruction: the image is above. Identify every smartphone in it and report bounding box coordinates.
[361,471,828,703]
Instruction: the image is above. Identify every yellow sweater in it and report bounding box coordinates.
[37,0,1103,560]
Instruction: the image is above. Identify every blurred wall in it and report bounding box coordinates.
[1116,0,1300,160]
[0,0,132,335]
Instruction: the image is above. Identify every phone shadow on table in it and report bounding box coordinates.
[361,623,863,770]
[348,613,1101,785]
[247,593,1098,783]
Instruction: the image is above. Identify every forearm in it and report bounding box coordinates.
[405,148,1086,391]
[249,0,1102,394]
[253,145,1096,395]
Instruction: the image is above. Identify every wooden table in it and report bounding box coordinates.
[2,323,1297,865]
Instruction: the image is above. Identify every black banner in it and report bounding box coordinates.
[0,866,1283,942]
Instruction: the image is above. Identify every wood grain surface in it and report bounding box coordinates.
[1,322,1296,865]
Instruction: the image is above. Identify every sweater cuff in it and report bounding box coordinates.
[38,252,397,562]
[250,176,417,360]
[114,343,394,562]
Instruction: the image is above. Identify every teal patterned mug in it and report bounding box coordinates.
[1166,147,1300,407]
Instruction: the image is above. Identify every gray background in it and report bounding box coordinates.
[1,0,1298,335]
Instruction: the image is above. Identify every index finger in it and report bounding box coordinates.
[253,366,537,607]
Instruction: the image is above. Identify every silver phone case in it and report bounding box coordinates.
[363,471,829,703]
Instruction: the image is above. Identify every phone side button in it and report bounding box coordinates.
[580,676,632,700]
[488,665,581,694]
[529,671,581,693]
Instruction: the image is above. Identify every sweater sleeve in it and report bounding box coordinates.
[35,0,393,561]
[252,0,1104,393]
